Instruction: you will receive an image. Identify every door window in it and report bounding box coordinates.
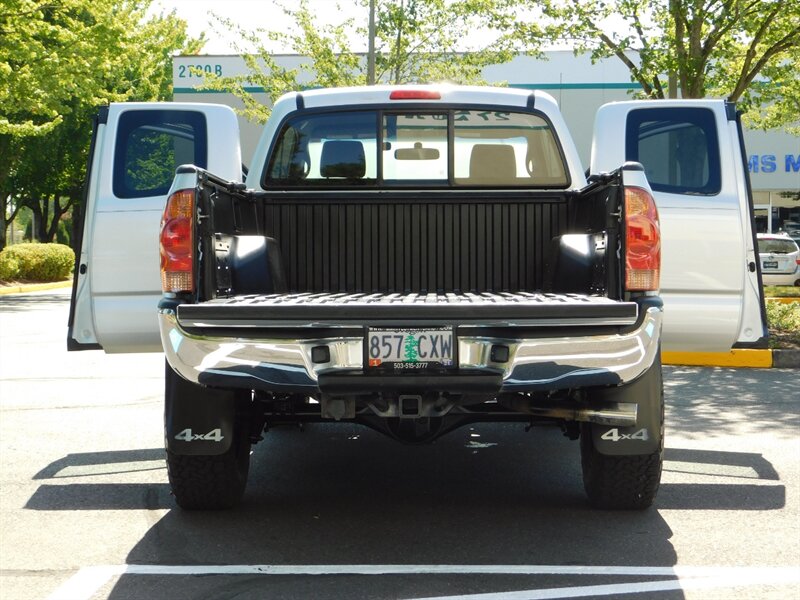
[113,110,207,199]
[626,107,721,195]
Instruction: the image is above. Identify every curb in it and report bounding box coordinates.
[765,297,799,304]
[663,349,799,369]
[663,349,772,368]
[0,280,72,296]
[773,349,800,368]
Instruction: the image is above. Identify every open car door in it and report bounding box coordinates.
[592,99,768,352]
[68,103,241,352]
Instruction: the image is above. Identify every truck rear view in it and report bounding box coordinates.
[156,86,664,510]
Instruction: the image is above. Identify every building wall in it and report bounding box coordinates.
[173,52,799,226]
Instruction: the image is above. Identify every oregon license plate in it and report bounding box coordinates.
[366,327,454,370]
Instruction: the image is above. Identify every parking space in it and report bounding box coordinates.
[1,290,798,599]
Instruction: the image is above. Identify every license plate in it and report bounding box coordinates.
[763,261,779,269]
[366,327,454,370]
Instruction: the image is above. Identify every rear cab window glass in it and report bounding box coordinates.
[264,108,569,188]
[625,107,721,195]
[383,113,448,182]
[113,110,207,199]
[453,110,568,187]
[267,111,378,185]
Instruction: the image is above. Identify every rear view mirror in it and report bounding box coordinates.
[395,142,440,160]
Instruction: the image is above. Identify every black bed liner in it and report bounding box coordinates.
[178,292,637,328]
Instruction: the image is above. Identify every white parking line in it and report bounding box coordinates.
[46,564,800,600]
[412,570,800,600]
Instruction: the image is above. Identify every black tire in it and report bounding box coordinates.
[580,364,664,510]
[166,431,250,510]
[164,363,252,510]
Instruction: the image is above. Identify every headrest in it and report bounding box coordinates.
[320,140,366,179]
[469,144,516,182]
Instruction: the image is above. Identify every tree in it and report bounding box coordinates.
[516,0,800,129]
[0,0,204,249]
[199,0,520,124]
[372,0,518,85]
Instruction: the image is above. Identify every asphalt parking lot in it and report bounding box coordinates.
[0,289,798,599]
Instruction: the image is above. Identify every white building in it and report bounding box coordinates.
[173,51,800,232]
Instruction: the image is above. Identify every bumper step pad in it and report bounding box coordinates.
[178,292,638,328]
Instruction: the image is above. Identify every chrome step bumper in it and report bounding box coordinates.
[160,305,662,394]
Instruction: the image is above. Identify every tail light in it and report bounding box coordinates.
[624,186,661,291]
[160,189,195,293]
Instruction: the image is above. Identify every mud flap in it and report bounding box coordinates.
[589,354,663,456]
[164,362,240,456]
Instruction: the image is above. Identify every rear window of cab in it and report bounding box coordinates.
[264,109,569,188]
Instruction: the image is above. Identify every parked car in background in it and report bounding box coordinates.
[779,221,800,246]
[757,233,800,286]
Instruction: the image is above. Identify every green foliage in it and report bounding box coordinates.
[765,286,800,298]
[56,219,71,246]
[198,12,312,124]
[200,0,520,123]
[123,129,178,192]
[517,0,800,130]
[1,0,204,250]
[0,0,204,139]
[766,301,800,345]
[372,0,518,85]
[768,302,800,331]
[0,243,74,281]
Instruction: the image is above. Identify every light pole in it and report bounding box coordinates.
[367,0,376,85]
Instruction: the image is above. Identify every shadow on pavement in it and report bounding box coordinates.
[25,428,786,514]
[0,292,69,313]
[26,448,172,510]
[25,422,790,599]
[658,447,786,510]
[664,366,800,436]
[111,424,685,599]
[31,448,166,480]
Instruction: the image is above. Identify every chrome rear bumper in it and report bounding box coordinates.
[160,305,662,393]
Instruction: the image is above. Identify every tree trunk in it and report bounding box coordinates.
[0,202,6,252]
[46,197,60,242]
[1,193,23,251]
[29,202,47,242]
[0,135,11,251]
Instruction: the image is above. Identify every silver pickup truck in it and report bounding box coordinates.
[69,85,767,510]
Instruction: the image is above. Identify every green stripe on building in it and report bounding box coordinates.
[173,82,643,95]
[509,82,642,90]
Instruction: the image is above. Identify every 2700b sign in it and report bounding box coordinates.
[367,327,454,369]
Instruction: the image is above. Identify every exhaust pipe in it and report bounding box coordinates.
[500,398,638,427]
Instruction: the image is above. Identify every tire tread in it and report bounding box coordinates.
[581,442,662,509]
[166,446,249,510]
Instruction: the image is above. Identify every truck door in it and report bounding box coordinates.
[68,103,241,352]
[591,100,767,352]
